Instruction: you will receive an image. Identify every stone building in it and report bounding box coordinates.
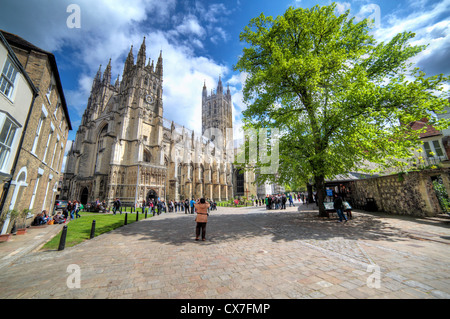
[62,37,236,206]
[0,30,72,233]
[0,31,38,206]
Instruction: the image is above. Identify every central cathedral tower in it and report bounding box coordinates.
[202,77,233,152]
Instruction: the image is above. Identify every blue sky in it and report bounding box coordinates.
[0,0,449,152]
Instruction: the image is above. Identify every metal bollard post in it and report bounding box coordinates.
[145,208,148,219]
[58,225,68,251]
[90,220,96,239]
[124,212,128,225]
[136,211,139,221]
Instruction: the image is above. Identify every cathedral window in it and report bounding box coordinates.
[94,125,108,172]
[143,150,151,162]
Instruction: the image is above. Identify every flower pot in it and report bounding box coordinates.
[16,228,27,235]
[0,234,12,242]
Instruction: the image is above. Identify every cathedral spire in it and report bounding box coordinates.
[137,36,146,68]
[123,45,134,77]
[217,75,223,95]
[156,50,163,76]
[95,64,102,82]
[91,64,102,92]
[202,80,207,99]
[115,74,120,87]
[103,58,112,85]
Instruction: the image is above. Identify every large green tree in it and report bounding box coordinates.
[234,3,449,216]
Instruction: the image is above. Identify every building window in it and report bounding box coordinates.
[0,57,18,100]
[43,123,54,164]
[29,170,43,210]
[94,125,108,172]
[0,116,18,171]
[31,113,45,155]
[423,140,445,158]
[143,150,151,162]
[46,83,53,103]
[236,171,245,194]
[53,101,60,120]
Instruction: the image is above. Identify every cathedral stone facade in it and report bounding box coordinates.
[62,37,239,206]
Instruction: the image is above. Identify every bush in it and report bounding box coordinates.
[432,180,450,213]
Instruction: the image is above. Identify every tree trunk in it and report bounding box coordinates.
[315,175,327,217]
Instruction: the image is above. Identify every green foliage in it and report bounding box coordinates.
[234,2,450,215]
[432,180,450,213]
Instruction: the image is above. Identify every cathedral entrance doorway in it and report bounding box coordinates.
[80,187,89,205]
[147,189,158,202]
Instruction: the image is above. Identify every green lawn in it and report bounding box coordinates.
[41,211,152,250]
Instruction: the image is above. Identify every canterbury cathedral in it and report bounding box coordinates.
[62,37,258,206]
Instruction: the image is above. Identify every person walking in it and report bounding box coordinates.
[333,194,348,223]
[194,198,210,241]
[113,198,121,214]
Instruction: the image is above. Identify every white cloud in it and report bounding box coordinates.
[0,0,246,144]
[175,15,206,37]
[334,2,351,15]
[372,0,450,76]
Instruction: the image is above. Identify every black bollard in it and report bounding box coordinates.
[124,212,128,225]
[58,225,68,251]
[136,210,139,221]
[90,220,96,239]
[145,208,148,219]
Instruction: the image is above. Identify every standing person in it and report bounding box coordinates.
[184,199,190,214]
[75,200,81,218]
[333,194,347,223]
[190,198,196,214]
[194,198,210,241]
[67,201,74,220]
[281,195,287,210]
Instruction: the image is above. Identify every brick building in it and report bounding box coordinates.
[0,32,38,207]
[0,30,72,234]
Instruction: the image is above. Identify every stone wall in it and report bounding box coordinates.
[348,168,450,217]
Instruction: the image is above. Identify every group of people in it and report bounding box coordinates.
[31,197,85,226]
[110,197,218,216]
[32,210,67,226]
[139,198,218,215]
[262,194,295,210]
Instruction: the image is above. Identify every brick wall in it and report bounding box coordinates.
[348,168,450,217]
[1,46,70,231]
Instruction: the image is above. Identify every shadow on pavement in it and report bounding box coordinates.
[108,209,443,246]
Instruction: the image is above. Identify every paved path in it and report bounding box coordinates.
[0,204,449,299]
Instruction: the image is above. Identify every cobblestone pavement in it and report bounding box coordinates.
[0,204,449,299]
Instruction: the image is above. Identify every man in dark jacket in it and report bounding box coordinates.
[333,194,347,223]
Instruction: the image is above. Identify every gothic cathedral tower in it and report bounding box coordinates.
[64,37,167,205]
[202,77,233,153]
[63,38,237,205]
